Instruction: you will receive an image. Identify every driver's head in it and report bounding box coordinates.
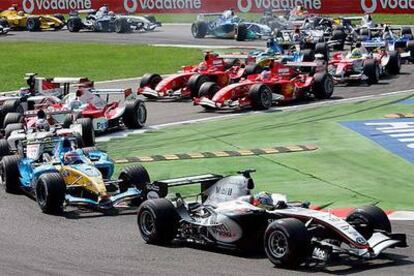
[18,11,24,16]
[37,109,46,119]
[64,151,83,165]
[76,89,83,98]
[294,27,300,34]
[355,41,362,48]
[198,61,208,71]
[252,192,273,209]
[351,48,362,58]
[108,11,114,16]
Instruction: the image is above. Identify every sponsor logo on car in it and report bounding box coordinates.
[341,118,414,163]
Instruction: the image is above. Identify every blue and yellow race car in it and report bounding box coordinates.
[0,132,163,215]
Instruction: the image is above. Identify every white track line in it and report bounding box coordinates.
[96,88,414,142]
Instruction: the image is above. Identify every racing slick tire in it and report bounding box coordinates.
[187,74,210,98]
[264,218,311,268]
[26,17,41,32]
[346,205,392,240]
[301,49,315,62]
[363,60,380,85]
[35,173,66,214]
[123,99,147,129]
[139,73,162,93]
[115,18,130,33]
[402,26,413,36]
[0,99,24,126]
[53,13,66,24]
[245,63,263,76]
[312,73,334,99]
[330,30,346,51]
[236,24,248,41]
[249,84,273,110]
[1,155,21,194]
[191,21,208,38]
[199,82,220,99]
[118,165,159,200]
[3,112,23,129]
[407,40,414,61]
[315,42,329,61]
[0,139,10,160]
[62,114,73,128]
[385,51,401,75]
[4,123,24,139]
[137,198,179,245]
[67,17,82,32]
[0,19,9,28]
[77,118,95,147]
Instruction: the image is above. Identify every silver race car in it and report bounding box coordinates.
[137,169,407,268]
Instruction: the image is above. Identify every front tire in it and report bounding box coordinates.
[385,51,401,75]
[187,74,210,98]
[35,173,66,214]
[312,73,334,99]
[137,199,179,245]
[26,17,41,32]
[67,17,82,32]
[346,205,391,239]
[249,84,272,110]
[77,118,95,147]
[236,24,248,41]
[115,18,130,33]
[123,99,147,129]
[264,218,310,268]
[191,21,208,38]
[364,60,380,85]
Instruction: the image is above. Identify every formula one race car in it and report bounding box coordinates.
[191,10,271,41]
[0,7,64,31]
[53,88,147,136]
[328,48,401,85]
[67,6,161,33]
[137,169,407,268]
[0,133,162,215]
[138,52,261,99]
[0,73,94,128]
[194,60,333,111]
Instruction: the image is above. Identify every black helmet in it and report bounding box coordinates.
[37,109,46,119]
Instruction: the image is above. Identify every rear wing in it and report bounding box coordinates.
[24,108,72,118]
[69,9,95,16]
[286,61,319,67]
[196,13,222,21]
[151,174,223,199]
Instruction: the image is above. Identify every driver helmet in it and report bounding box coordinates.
[9,4,18,10]
[355,41,362,48]
[198,61,208,71]
[294,27,300,34]
[351,48,362,59]
[75,89,83,98]
[18,11,24,16]
[108,11,115,16]
[64,151,83,165]
[252,192,274,209]
[384,25,390,32]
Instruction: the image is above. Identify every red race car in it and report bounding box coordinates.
[138,52,261,99]
[194,60,334,111]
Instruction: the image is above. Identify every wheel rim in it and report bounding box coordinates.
[268,230,288,258]
[324,77,334,95]
[140,210,155,236]
[261,89,272,108]
[136,104,147,125]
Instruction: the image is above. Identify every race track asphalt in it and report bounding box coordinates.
[1,25,414,276]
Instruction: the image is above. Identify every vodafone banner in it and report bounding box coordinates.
[1,0,414,15]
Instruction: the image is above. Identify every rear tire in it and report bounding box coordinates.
[76,118,95,147]
[1,155,21,193]
[402,26,412,36]
[245,63,263,76]
[330,30,346,51]
[0,139,10,160]
[346,205,391,240]
[137,199,179,245]
[407,40,414,61]
[301,49,315,62]
[0,100,23,126]
[123,99,147,129]
[118,164,151,194]
[312,73,334,99]
[35,173,66,214]
[236,24,248,41]
[315,42,329,61]
[3,112,22,128]
[249,84,272,110]
[385,51,401,75]
[264,218,310,268]
[191,21,208,38]
[115,18,130,33]
[26,17,41,32]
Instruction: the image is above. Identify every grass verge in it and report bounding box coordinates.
[100,94,414,210]
[0,42,202,92]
